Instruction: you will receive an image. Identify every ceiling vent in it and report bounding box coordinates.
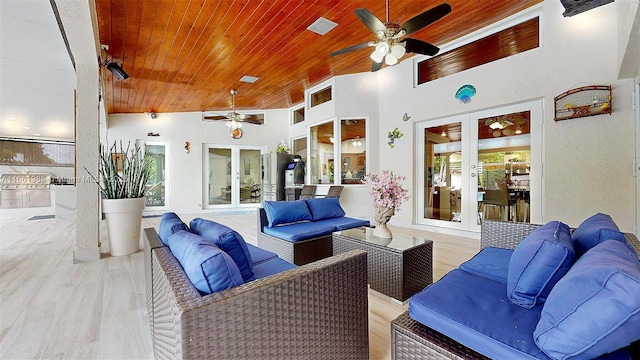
[307,17,338,35]
[239,75,259,83]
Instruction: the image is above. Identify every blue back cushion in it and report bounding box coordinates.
[534,240,640,360]
[572,213,625,257]
[263,200,312,227]
[189,218,255,282]
[305,197,346,221]
[168,230,244,295]
[507,221,575,309]
[158,212,189,246]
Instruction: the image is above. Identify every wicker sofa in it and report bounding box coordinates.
[391,218,640,360]
[257,198,369,265]
[144,226,370,360]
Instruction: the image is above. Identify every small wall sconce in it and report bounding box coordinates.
[145,111,157,119]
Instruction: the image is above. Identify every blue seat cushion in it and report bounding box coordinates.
[189,218,255,282]
[534,240,640,360]
[158,212,189,246]
[252,257,297,279]
[572,213,625,257]
[459,247,513,283]
[409,269,549,359]
[263,200,312,227]
[305,197,346,220]
[507,221,575,309]
[314,217,370,231]
[262,221,335,242]
[246,243,278,266]
[168,230,244,295]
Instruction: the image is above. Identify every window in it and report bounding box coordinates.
[0,139,74,166]
[340,119,366,185]
[309,121,333,184]
[308,118,367,185]
[292,106,305,124]
[310,86,332,107]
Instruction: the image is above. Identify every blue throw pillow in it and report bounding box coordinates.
[572,213,625,257]
[507,221,575,309]
[158,212,189,246]
[189,218,255,282]
[168,230,244,295]
[263,200,312,227]
[305,197,346,221]
[534,240,640,360]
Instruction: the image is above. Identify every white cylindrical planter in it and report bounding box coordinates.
[102,197,145,256]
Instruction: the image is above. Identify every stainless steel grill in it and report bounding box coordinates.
[1,173,51,208]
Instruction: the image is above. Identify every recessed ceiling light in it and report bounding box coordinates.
[33,133,41,136]
[22,126,31,130]
[307,17,338,35]
[6,117,17,121]
[239,75,259,83]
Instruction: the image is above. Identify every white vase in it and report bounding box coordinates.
[102,197,145,256]
[373,223,393,239]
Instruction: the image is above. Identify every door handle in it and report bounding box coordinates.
[471,173,476,177]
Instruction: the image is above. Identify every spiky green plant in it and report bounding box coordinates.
[97,141,152,199]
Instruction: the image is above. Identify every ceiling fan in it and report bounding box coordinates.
[203,90,264,137]
[330,1,451,72]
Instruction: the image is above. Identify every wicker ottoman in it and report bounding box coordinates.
[332,227,433,302]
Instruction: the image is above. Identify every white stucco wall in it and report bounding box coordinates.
[106,109,289,213]
[376,1,636,232]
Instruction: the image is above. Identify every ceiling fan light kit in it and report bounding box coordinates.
[202,89,264,137]
[331,1,451,72]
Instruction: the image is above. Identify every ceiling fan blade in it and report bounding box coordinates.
[241,115,264,125]
[405,38,440,56]
[371,61,383,72]
[399,3,452,36]
[354,8,386,33]
[330,42,372,57]
[203,115,227,121]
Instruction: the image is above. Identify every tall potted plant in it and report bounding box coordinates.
[96,141,152,256]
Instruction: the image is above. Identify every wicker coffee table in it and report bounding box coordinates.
[332,227,433,302]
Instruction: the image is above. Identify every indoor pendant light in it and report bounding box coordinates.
[385,53,398,65]
[391,43,406,59]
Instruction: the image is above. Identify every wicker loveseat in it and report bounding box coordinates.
[144,226,370,359]
[392,218,640,360]
[257,198,369,265]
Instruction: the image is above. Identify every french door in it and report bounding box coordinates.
[204,144,263,208]
[139,140,169,210]
[417,100,542,232]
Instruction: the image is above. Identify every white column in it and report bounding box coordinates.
[53,0,102,262]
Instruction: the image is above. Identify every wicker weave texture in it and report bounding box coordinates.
[391,312,489,360]
[392,220,640,360]
[144,228,168,335]
[256,209,334,265]
[333,233,433,302]
[147,228,369,360]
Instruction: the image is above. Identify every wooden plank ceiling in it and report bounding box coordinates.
[95,0,541,115]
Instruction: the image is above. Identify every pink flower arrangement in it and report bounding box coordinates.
[363,170,409,212]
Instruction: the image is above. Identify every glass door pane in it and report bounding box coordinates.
[144,144,167,207]
[477,111,531,224]
[423,122,463,223]
[239,149,261,204]
[208,148,232,206]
